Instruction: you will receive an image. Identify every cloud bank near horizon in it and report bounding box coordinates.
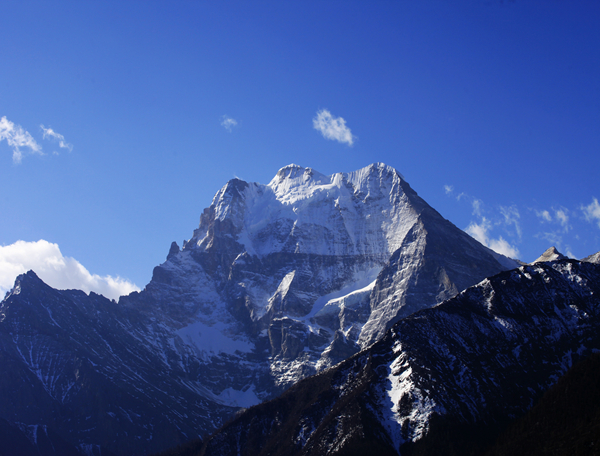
[444,183,600,261]
[0,240,140,301]
[444,184,521,259]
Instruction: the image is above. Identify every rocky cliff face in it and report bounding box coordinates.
[124,163,515,385]
[0,163,516,455]
[195,259,600,456]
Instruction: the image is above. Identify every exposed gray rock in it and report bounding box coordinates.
[167,241,180,260]
[532,246,568,263]
[582,250,600,264]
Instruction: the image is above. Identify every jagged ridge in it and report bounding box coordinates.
[194,259,600,456]
[0,163,517,454]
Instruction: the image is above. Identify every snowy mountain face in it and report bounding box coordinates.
[533,246,568,263]
[134,163,514,376]
[0,163,515,455]
[194,259,600,456]
[582,250,600,264]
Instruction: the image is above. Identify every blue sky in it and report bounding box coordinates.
[1,0,599,299]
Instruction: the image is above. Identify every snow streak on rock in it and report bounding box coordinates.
[198,259,600,456]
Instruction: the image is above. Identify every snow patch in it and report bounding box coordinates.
[304,267,380,321]
[381,354,443,449]
[216,385,261,408]
[177,320,254,358]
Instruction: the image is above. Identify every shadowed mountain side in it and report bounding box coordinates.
[0,271,235,455]
[0,418,85,456]
[165,260,600,456]
[483,353,600,456]
[361,205,514,346]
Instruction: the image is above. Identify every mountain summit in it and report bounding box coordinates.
[533,246,568,263]
[134,163,516,372]
[1,163,517,455]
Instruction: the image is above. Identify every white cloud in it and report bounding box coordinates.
[313,109,355,146]
[536,209,552,222]
[582,198,600,228]
[535,207,570,232]
[0,240,139,301]
[41,125,73,152]
[0,116,43,164]
[221,115,238,132]
[466,217,520,259]
[444,185,453,195]
[487,237,520,259]
[465,218,491,245]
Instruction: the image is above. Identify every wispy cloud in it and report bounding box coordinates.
[451,189,521,258]
[582,198,600,228]
[443,184,469,202]
[500,205,522,239]
[466,217,520,259]
[0,240,139,301]
[555,207,570,231]
[221,115,238,132]
[472,198,483,217]
[0,116,43,164]
[535,206,570,232]
[41,125,73,152]
[313,109,355,146]
[536,209,552,222]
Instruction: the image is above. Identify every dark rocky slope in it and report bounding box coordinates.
[484,353,600,456]
[182,259,600,456]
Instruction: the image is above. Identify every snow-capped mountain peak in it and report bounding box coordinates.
[0,163,522,455]
[189,163,421,258]
[533,246,568,263]
[267,164,330,201]
[153,162,516,374]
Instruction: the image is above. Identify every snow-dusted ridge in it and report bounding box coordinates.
[0,163,520,455]
[189,162,417,258]
[197,259,600,456]
[143,162,517,385]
